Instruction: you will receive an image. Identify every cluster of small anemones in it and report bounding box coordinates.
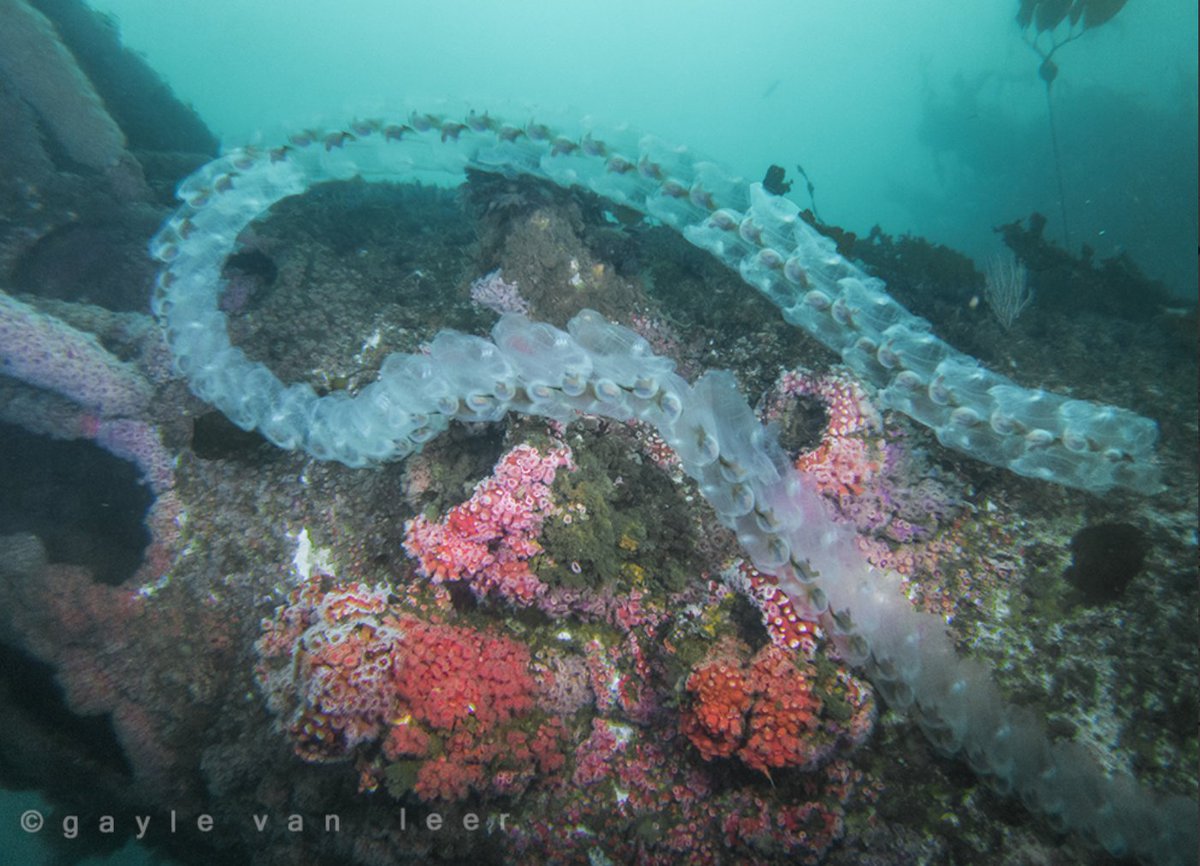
[679,656,752,761]
[255,578,404,762]
[402,442,574,606]
[582,636,623,715]
[255,576,565,802]
[681,641,827,774]
[633,423,681,474]
[469,268,530,315]
[393,618,535,730]
[721,791,847,864]
[857,509,1019,621]
[763,366,884,500]
[767,366,880,438]
[571,717,634,787]
[579,609,666,722]
[722,560,821,654]
[833,670,877,749]
[737,644,827,774]
[373,618,563,801]
[627,310,705,375]
[680,638,874,777]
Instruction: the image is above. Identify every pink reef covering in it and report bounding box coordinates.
[403,442,574,606]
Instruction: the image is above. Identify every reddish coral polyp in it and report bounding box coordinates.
[402,442,574,606]
[255,576,552,801]
[681,641,852,775]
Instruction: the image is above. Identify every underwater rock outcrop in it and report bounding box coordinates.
[146,109,1194,866]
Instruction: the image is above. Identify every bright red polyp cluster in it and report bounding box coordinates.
[381,721,432,761]
[681,642,832,775]
[394,618,535,731]
[739,645,825,774]
[403,442,574,605]
[679,661,752,761]
[256,576,558,801]
[413,754,486,802]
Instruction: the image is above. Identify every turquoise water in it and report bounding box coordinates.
[87,0,1198,295]
[1,788,172,865]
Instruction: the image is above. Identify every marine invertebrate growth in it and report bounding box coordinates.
[0,291,151,418]
[149,109,1161,493]
[402,442,573,606]
[983,252,1033,329]
[256,576,554,801]
[0,290,178,559]
[681,639,874,775]
[152,110,1192,865]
